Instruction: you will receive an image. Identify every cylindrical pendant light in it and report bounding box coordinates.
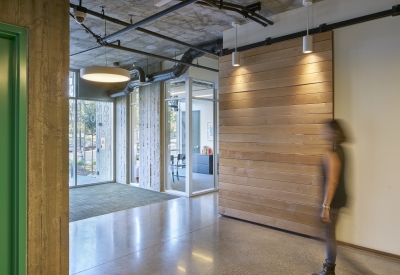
[232,21,240,67]
[303,0,313,54]
[81,66,131,83]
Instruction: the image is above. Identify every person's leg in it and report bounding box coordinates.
[325,211,339,266]
[313,211,339,275]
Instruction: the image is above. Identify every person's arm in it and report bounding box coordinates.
[321,150,341,223]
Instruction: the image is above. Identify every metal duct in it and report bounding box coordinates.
[109,39,222,98]
[107,66,147,97]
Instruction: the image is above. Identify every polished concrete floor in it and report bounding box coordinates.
[70,193,400,275]
[168,170,215,193]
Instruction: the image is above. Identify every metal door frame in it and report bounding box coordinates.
[0,22,27,275]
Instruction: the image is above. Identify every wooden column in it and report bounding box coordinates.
[0,0,70,273]
[218,32,333,238]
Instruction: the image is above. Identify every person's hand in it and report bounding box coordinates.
[321,208,331,223]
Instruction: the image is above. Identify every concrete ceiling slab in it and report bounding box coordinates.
[70,0,325,70]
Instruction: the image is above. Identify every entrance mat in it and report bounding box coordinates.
[70,183,178,222]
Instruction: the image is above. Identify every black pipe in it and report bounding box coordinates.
[180,0,273,26]
[109,39,222,98]
[105,43,219,73]
[99,0,198,44]
[213,1,274,25]
[223,5,400,55]
[70,40,120,57]
[70,13,100,39]
[202,0,269,27]
[69,3,218,56]
[70,45,102,57]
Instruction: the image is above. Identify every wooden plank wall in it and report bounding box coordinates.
[218,32,333,238]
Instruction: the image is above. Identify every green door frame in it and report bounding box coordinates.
[0,22,27,275]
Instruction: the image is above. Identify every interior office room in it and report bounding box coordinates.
[1,0,400,274]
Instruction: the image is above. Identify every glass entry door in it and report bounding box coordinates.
[69,72,114,187]
[164,77,218,196]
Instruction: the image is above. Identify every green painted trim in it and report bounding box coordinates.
[0,22,28,275]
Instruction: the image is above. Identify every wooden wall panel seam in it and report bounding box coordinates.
[219,82,333,102]
[219,198,323,228]
[219,190,320,216]
[218,179,322,196]
[219,50,332,79]
[219,178,322,196]
[219,92,333,110]
[219,72,333,94]
[219,61,333,87]
[219,103,333,118]
[219,206,325,238]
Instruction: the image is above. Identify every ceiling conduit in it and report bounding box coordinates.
[108,39,222,98]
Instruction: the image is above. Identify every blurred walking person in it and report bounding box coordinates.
[313,120,347,275]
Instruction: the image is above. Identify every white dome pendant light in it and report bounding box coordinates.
[303,0,313,54]
[80,15,130,83]
[232,21,241,67]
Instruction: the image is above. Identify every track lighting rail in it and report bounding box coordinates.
[223,4,400,55]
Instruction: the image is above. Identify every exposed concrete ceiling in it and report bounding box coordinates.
[70,0,325,70]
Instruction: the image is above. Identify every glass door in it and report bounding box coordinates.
[165,80,187,194]
[69,71,114,187]
[164,77,218,196]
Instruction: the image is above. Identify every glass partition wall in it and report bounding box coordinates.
[69,71,114,187]
[164,77,218,197]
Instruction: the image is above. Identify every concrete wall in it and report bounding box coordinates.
[116,96,129,184]
[0,0,69,274]
[139,63,163,191]
[334,15,400,256]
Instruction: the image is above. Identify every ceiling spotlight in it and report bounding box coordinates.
[303,0,313,53]
[232,21,240,67]
[80,66,131,83]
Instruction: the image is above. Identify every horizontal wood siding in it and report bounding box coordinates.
[218,32,333,237]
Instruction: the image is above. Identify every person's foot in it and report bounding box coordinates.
[312,263,335,275]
